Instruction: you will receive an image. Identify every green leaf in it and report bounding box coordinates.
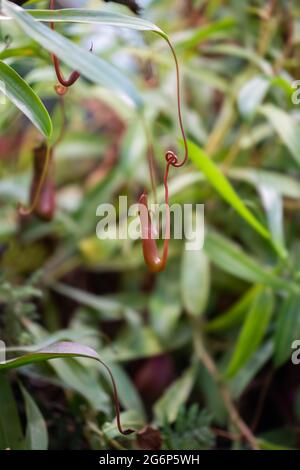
[229,340,274,398]
[26,8,166,38]
[229,167,300,200]
[150,262,182,337]
[171,17,236,49]
[0,45,43,60]
[0,374,24,450]
[274,294,300,367]
[0,60,52,137]
[52,282,140,324]
[2,0,142,108]
[120,116,148,174]
[205,285,260,332]
[15,324,111,412]
[198,364,227,425]
[238,76,269,118]
[260,104,300,166]
[21,386,48,450]
[0,341,106,371]
[154,366,196,425]
[181,249,210,317]
[0,342,126,414]
[258,184,286,256]
[102,326,163,362]
[200,44,272,74]
[49,357,110,412]
[270,75,296,99]
[103,410,145,439]
[187,140,271,241]
[258,439,295,450]
[205,231,294,292]
[225,288,274,378]
[258,427,297,449]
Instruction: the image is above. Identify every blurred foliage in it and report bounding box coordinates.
[1,0,300,451]
[161,405,214,450]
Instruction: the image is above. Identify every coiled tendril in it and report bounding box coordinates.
[49,0,93,93]
[139,38,188,273]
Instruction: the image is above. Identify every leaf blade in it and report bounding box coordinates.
[21,386,48,450]
[260,104,300,166]
[187,140,271,241]
[2,0,142,108]
[181,249,210,317]
[0,374,24,450]
[225,288,274,378]
[205,231,294,292]
[0,341,100,370]
[0,60,52,137]
[28,8,166,37]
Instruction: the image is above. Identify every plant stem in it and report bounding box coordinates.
[192,324,260,450]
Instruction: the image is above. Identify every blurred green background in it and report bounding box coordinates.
[1,0,300,450]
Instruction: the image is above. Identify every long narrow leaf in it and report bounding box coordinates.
[205,231,295,292]
[2,1,142,108]
[21,386,48,450]
[0,374,24,450]
[205,285,260,332]
[25,8,165,37]
[225,288,274,378]
[260,104,300,166]
[0,60,52,137]
[187,140,271,241]
[181,250,210,317]
[0,341,103,370]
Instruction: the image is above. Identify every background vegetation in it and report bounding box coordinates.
[0,0,300,450]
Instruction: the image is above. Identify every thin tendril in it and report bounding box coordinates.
[18,144,51,216]
[164,37,188,170]
[98,359,134,435]
[50,0,80,88]
[139,38,188,272]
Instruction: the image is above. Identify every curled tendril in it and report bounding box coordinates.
[139,39,188,273]
[50,0,86,90]
[50,0,79,88]
[163,38,188,169]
